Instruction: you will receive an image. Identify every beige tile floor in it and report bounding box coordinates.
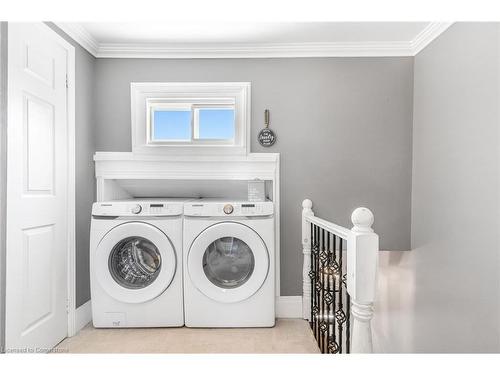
[55,319,320,354]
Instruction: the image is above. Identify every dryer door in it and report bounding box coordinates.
[95,221,176,303]
[187,222,269,303]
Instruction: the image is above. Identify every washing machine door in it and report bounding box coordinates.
[188,222,269,303]
[95,221,176,304]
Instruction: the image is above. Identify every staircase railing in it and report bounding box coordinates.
[302,199,379,353]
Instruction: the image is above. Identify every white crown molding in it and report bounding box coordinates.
[54,22,454,59]
[96,41,415,58]
[411,22,453,55]
[55,22,99,56]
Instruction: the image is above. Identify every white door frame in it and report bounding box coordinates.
[6,22,76,339]
[56,23,77,338]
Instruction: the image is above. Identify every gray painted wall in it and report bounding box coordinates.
[46,24,96,307]
[410,23,499,352]
[94,57,414,295]
[0,22,8,350]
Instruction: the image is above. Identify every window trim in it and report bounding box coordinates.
[131,82,251,155]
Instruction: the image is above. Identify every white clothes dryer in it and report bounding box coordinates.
[183,199,275,327]
[90,199,189,328]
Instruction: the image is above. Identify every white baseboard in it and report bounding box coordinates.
[75,300,92,333]
[74,297,302,330]
[276,296,303,318]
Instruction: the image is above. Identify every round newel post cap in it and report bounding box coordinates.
[302,199,313,210]
[351,207,374,233]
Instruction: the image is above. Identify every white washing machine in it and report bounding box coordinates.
[90,199,189,328]
[183,199,275,327]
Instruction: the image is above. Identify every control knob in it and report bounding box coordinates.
[223,204,234,215]
[131,204,142,214]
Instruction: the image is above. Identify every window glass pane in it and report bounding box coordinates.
[197,108,235,140]
[152,109,191,140]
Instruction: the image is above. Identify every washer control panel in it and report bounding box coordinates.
[92,201,184,217]
[184,200,274,217]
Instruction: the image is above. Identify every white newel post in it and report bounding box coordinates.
[301,199,314,320]
[347,207,379,353]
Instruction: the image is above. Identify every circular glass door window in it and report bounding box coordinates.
[109,236,162,289]
[202,237,255,289]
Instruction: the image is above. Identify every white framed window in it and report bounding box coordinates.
[131,82,250,155]
[147,101,235,144]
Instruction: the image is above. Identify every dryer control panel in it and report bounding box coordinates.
[184,200,274,217]
[92,200,185,217]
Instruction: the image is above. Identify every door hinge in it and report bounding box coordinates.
[65,74,68,89]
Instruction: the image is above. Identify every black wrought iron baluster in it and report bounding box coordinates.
[315,224,321,347]
[311,224,317,337]
[309,223,314,328]
[314,225,320,350]
[315,224,320,342]
[318,227,323,352]
[331,233,338,353]
[325,232,331,353]
[338,238,344,353]
[316,227,320,351]
[318,228,324,352]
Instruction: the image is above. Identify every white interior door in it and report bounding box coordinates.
[6,23,74,351]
